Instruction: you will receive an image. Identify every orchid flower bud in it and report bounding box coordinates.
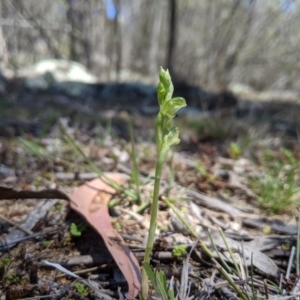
[161,97,186,118]
[159,67,174,101]
[164,127,180,147]
[165,117,173,132]
[157,82,166,106]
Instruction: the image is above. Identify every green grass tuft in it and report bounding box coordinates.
[251,148,300,214]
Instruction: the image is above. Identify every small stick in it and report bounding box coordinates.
[0,212,33,235]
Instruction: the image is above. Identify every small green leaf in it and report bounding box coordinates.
[4,272,19,285]
[74,282,89,296]
[41,240,52,248]
[168,284,175,300]
[69,223,86,237]
[172,244,188,257]
[143,262,159,293]
[55,204,63,212]
[155,270,168,300]
[2,258,11,266]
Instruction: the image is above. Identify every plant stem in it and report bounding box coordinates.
[162,196,198,237]
[141,151,165,299]
[297,208,300,275]
[140,67,186,299]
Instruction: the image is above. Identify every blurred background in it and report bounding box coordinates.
[0,0,299,94]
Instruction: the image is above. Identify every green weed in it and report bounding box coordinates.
[40,240,53,248]
[0,258,11,280]
[228,142,242,159]
[195,160,208,176]
[179,117,231,141]
[251,148,300,214]
[61,125,139,201]
[4,271,19,285]
[172,244,188,257]
[162,196,249,300]
[19,138,45,160]
[69,222,87,237]
[143,262,175,300]
[55,204,63,212]
[74,282,89,296]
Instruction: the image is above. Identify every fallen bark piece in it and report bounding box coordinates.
[209,230,278,276]
[0,199,57,255]
[243,217,297,235]
[0,186,70,201]
[55,172,99,181]
[70,174,141,298]
[187,188,243,216]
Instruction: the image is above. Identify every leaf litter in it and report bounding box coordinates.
[1,100,300,299]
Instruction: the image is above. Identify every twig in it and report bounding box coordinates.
[0,228,59,251]
[0,212,33,235]
[286,246,295,279]
[264,279,269,300]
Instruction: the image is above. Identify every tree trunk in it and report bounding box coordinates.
[148,2,163,76]
[0,0,8,65]
[66,0,78,62]
[166,0,177,77]
[113,0,122,81]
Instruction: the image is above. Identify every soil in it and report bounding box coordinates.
[1,87,300,300]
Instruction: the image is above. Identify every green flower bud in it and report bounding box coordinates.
[155,112,163,145]
[165,117,173,132]
[164,127,180,147]
[159,67,174,100]
[161,97,186,118]
[165,83,174,101]
[157,82,166,106]
[159,67,170,86]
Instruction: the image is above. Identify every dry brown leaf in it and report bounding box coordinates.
[70,174,141,298]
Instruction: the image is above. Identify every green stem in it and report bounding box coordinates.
[141,150,166,299]
[297,208,300,275]
[219,228,240,275]
[140,67,186,299]
[162,196,197,237]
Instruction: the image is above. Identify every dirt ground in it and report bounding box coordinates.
[1,90,300,299]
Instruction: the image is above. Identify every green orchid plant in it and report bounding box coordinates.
[141,67,186,299]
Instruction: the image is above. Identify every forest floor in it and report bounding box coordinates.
[1,91,300,299]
